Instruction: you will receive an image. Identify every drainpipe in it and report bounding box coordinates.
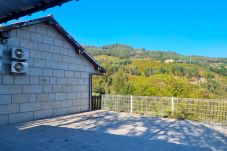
[89,74,92,111]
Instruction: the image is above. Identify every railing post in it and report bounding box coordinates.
[171,96,174,116]
[130,95,133,114]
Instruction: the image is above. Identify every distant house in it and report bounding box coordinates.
[164,59,174,63]
[0,16,105,125]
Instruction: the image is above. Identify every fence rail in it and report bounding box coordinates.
[101,95,227,125]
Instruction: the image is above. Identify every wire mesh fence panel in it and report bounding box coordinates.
[102,95,131,113]
[174,98,227,125]
[101,94,227,125]
[132,96,171,117]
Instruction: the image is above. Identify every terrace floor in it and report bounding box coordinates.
[0,110,226,151]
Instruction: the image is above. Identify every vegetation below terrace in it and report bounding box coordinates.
[85,44,227,99]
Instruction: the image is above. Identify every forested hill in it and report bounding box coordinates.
[84,44,227,98]
[85,44,227,76]
[85,44,226,63]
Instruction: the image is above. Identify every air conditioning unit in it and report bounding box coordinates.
[11,61,28,74]
[11,47,29,60]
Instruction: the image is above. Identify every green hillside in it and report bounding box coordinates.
[85,44,227,99]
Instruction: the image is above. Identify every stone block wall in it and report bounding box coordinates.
[0,23,98,125]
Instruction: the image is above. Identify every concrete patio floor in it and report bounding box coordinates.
[0,111,226,151]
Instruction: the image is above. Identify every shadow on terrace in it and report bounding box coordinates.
[0,111,226,151]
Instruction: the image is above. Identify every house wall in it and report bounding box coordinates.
[0,23,98,125]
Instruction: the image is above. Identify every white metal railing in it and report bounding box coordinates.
[101,94,227,125]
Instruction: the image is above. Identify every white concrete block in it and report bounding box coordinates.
[81,72,89,79]
[31,32,43,42]
[56,93,66,100]
[41,101,60,110]
[61,48,69,56]
[53,53,62,61]
[53,108,68,116]
[0,95,11,105]
[46,60,57,69]
[54,39,63,47]
[74,72,81,78]
[37,94,48,102]
[48,93,55,101]
[66,78,77,85]
[0,85,22,94]
[29,94,37,102]
[3,75,14,84]
[22,85,43,93]
[40,76,49,84]
[50,77,57,84]
[52,85,62,92]
[9,112,33,123]
[36,23,48,35]
[43,69,53,76]
[7,37,20,47]
[20,102,41,112]
[29,49,42,59]
[12,94,29,103]
[80,105,89,112]
[57,62,68,70]
[14,76,29,84]
[44,85,52,93]
[30,76,40,84]
[63,41,73,49]
[62,85,72,92]
[17,29,30,39]
[34,109,53,120]
[20,39,33,49]
[50,45,60,54]
[57,78,67,84]
[65,71,74,78]
[80,92,89,99]
[66,93,77,100]
[0,104,19,114]
[60,100,72,108]
[68,64,77,71]
[68,106,80,114]
[63,55,72,63]
[43,36,53,45]
[29,67,42,76]
[37,43,49,52]
[33,59,45,68]
[42,52,52,60]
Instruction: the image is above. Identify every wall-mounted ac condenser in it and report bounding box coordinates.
[11,61,28,74]
[11,47,28,60]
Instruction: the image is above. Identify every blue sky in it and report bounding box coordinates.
[8,0,227,57]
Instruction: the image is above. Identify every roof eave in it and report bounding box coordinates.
[0,0,74,24]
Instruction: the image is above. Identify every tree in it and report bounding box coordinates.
[159,67,169,74]
[171,65,186,76]
[112,70,129,94]
[130,67,141,75]
[205,79,220,95]
[144,67,153,77]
